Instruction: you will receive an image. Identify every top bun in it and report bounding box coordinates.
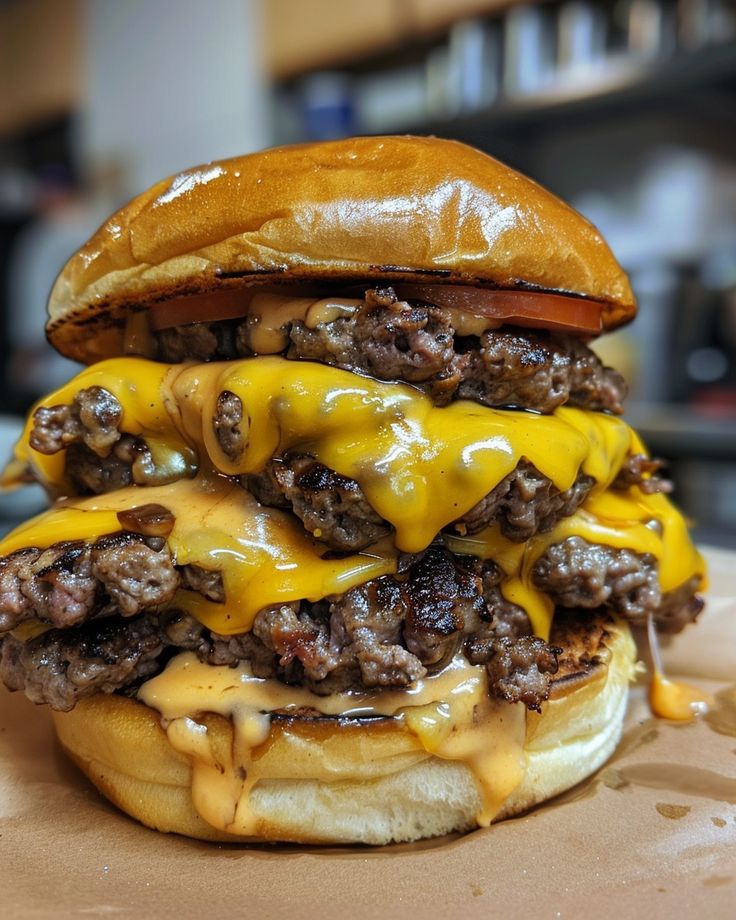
[47,136,636,364]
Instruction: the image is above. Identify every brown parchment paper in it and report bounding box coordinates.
[1,546,734,920]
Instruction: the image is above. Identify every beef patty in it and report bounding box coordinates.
[155,287,627,414]
[29,387,667,552]
[0,536,702,712]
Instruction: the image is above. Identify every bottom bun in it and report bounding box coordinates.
[53,616,636,845]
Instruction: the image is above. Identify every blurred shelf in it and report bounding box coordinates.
[408,40,736,139]
[266,0,514,80]
[625,403,736,460]
[691,525,736,550]
[276,37,736,153]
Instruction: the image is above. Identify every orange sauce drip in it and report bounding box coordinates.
[649,672,713,721]
[646,614,712,721]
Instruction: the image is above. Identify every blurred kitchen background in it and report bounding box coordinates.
[0,0,735,546]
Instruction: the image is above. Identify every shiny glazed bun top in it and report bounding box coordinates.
[47,135,636,364]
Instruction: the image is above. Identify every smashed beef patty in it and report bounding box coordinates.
[155,287,627,414]
[1,537,701,711]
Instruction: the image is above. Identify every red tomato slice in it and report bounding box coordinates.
[393,285,603,336]
[149,290,253,331]
[149,283,603,337]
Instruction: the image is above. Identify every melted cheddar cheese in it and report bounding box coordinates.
[1,355,705,639]
[7,358,196,491]
[0,475,396,634]
[0,462,705,641]
[11,355,637,552]
[445,487,705,637]
[649,671,713,720]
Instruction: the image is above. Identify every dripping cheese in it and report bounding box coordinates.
[13,355,639,552]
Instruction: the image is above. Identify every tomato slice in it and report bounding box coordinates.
[149,290,253,331]
[393,284,603,336]
[149,283,603,337]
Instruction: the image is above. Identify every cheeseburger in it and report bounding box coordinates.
[0,136,705,845]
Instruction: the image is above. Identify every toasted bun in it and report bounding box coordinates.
[47,136,635,363]
[52,618,636,845]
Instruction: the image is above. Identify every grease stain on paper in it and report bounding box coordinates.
[705,685,736,738]
[655,803,690,819]
[601,768,629,791]
[617,764,736,804]
[703,876,733,888]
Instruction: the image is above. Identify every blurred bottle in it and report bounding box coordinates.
[627,263,680,403]
[445,18,501,114]
[299,72,355,140]
[502,4,556,96]
[557,2,608,74]
[616,0,677,59]
[354,65,428,132]
[679,247,736,411]
[678,0,736,49]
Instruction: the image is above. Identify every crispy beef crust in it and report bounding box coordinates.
[0,533,701,712]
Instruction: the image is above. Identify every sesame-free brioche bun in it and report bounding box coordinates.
[52,617,636,846]
[47,136,635,364]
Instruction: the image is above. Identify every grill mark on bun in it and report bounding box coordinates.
[370,265,453,276]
